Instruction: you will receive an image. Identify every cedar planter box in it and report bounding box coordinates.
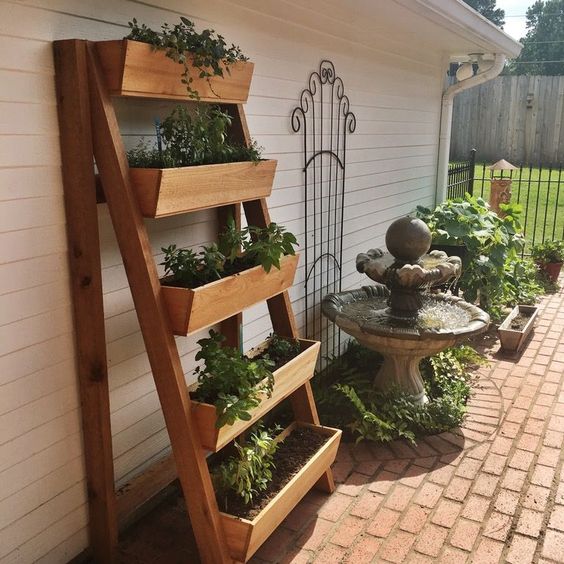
[130,160,277,217]
[95,39,254,102]
[498,304,539,354]
[161,254,299,336]
[189,339,320,452]
[220,422,341,562]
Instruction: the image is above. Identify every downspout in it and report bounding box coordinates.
[435,53,507,203]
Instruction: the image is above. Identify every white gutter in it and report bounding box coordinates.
[435,53,507,203]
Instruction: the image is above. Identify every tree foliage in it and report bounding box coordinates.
[463,0,505,27]
[507,0,564,75]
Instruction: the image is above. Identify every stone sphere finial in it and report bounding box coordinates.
[385,217,432,262]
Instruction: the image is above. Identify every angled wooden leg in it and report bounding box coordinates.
[242,199,335,493]
[86,41,231,564]
[53,40,118,562]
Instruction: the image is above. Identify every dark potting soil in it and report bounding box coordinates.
[216,427,329,520]
[160,256,255,289]
[252,338,302,371]
[510,311,533,331]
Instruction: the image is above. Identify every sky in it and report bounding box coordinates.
[496,0,532,40]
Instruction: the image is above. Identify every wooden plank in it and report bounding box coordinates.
[116,453,176,527]
[242,198,335,493]
[96,40,254,103]
[130,160,276,217]
[53,40,118,563]
[161,254,299,336]
[85,41,231,564]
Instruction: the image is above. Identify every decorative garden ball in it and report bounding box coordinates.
[385,217,432,262]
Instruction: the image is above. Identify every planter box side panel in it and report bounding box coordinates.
[162,254,299,336]
[130,160,277,218]
[191,339,320,451]
[96,40,254,102]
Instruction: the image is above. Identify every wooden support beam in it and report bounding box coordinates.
[85,41,231,564]
[53,40,118,563]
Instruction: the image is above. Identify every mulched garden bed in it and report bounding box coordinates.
[216,427,329,519]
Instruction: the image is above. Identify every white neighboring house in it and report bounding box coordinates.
[0,1,520,562]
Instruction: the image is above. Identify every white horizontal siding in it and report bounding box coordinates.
[0,0,443,561]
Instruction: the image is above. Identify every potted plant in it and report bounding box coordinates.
[189,332,320,451]
[530,240,564,283]
[211,422,341,562]
[415,195,523,317]
[95,17,254,102]
[160,219,299,335]
[498,304,539,354]
[127,105,277,217]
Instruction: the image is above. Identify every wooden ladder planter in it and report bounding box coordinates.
[221,422,342,562]
[54,39,335,564]
[130,159,277,217]
[96,39,254,102]
[190,339,320,451]
[161,254,299,336]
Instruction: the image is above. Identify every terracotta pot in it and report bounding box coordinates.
[542,262,563,283]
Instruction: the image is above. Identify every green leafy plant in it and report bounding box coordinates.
[161,218,298,288]
[530,240,564,264]
[192,331,275,428]
[313,340,486,445]
[501,257,543,306]
[211,424,281,506]
[127,105,262,168]
[415,195,524,318]
[127,17,248,99]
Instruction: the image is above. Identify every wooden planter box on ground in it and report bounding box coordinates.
[190,339,320,451]
[161,254,299,336]
[130,160,277,217]
[95,39,254,102]
[498,304,539,354]
[221,422,342,562]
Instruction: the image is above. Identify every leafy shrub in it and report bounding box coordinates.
[313,341,485,445]
[211,424,280,506]
[161,217,298,288]
[127,17,248,99]
[192,331,275,428]
[127,105,262,168]
[415,195,524,318]
[502,257,543,306]
[530,240,564,264]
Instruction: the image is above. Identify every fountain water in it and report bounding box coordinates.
[322,217,490,404]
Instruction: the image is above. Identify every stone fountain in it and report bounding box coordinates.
[322,217,490,404]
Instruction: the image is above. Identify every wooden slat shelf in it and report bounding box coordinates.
[189,338,320,451]
[96,39,254,103]
[54,38,336,564]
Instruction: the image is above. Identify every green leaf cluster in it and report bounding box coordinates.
[530,239,564,264]
[127,17,248,99]
[415,195,525,318]
[313,341,485,445]
[192,331,275,429]
[211,424,281,505]
[127,105,262,168]
[161,217,298,288]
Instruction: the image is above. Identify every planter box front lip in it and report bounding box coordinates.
[161,253,299,336]
[220,422,342,526]
[96,39,254,103]
[129,159,276,173]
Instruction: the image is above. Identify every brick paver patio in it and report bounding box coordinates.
[118,281,564,563]
[251,283,564,564]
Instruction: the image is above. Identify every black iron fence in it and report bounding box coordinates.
[447,148,476,199]
[474,163,564,252]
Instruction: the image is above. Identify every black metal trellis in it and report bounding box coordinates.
[291,60,356,363]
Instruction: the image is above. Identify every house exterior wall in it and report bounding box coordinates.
[0,1,443,561]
